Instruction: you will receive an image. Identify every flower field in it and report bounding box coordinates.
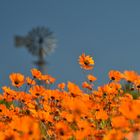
[0,53,140,140]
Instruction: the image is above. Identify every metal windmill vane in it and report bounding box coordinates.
[15,26,56,74]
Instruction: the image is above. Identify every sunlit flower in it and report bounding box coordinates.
[78,53,94,70]
[123,70,139,83]
[95,109,108,120]
[103,129,125,140]
[87,74,97,82]
[29,85,45,98]
[134,78,140,89]
[111,116,130,128]
[108,70,123,82]
[82,81,93,90]
[9,73,24,88]
[57,83,65,90]
[26,77,36,85]
[67,81,82,97]
[31,68,42,79]
[55,121,72,139]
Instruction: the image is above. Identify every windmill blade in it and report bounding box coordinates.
[15,36,26,47]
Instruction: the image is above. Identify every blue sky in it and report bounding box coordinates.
[0,0,140,89]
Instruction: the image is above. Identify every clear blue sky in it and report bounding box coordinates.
[0,0,140,89]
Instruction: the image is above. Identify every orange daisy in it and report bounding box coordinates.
[78,53,94,70]
[95,109,108,120]
[26,77,36,85]
[108,70,123,82]
[87,74,97,82]
[123,70,138,83]
[57,82,65,90]
[111,116,130,128]
[9,73,24,88]
[82,81,93,90]
[31,68,42,79]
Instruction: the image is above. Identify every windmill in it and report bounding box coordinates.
[14,26,56,74]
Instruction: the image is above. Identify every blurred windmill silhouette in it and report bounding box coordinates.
[14,26,56,74]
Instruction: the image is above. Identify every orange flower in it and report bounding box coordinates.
[60,111,74,123]
[9,73,24,88]
[82,81,92,90]
[87,74,97,82]
[95,109,108,120]
[123,70,139,83]
[119,100,140,120]
[103,129,125,140]
[10,116,41,140]
[108,70,123,82]
[134,78,140,89]
[75,120,93,139]
[55,121,72,139]
[67,81,83,97]
[31,68,42,79]
[41,74,56,84]
[26,77,36,85]
[45,75,56,84]
[29,85,45,98]
[78,53,94,70]
[2,88,16,102]
[111,116,130,128]
[0,129,20,140]
[99,84,118,96]
[108,82,122,92]
[37,110,53,123]
[58,83,65,90]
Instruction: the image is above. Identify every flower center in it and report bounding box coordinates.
[14,81,19,85]
[84,60,89,65]
[111,77,115,80]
